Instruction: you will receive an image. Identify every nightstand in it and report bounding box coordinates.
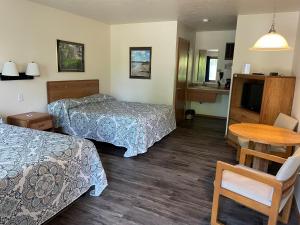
[7,112,53,131]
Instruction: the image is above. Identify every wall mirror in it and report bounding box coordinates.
[193,47,233,86]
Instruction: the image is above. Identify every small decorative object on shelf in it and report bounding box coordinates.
[243,64,251,74]
[270,72,279,76]
[218,71,224,88]
[225,79,231,90]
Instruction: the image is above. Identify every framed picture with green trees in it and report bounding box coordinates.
[57,39,85,72]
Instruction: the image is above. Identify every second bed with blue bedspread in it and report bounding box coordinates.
[48,94,176,157]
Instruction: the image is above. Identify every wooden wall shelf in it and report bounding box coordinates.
[0,73,34,81]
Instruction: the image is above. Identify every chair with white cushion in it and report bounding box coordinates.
[269,113,298,158]
[211,147,300,225]
[237,113,298,159]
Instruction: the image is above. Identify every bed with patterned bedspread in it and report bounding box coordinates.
[48,94,176,157]
[0,124,107,225]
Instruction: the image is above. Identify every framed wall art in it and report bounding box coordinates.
[57,39,85,72]
[129,47,152,79]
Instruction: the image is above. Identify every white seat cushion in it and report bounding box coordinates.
[222,170,274,206]
[274,113,298,131]
[221,166,293,212]
[270,146,286,153]
[269,113,298,155]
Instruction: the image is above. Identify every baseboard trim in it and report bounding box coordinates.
[195,114,227,120]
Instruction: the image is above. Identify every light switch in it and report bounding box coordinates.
[17,93,24,102]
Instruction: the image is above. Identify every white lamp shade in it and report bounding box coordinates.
[250,31,291,51]
[26,62,40,76]
[2,61,19,76]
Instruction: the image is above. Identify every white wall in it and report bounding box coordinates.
[191,30,235,118]
[110,21,178,105]
[0,0,110,117]
[291,13,300,214]
[232,12,299,75]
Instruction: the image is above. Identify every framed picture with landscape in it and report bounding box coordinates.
[130,47,152,79]
[57,39,85,72]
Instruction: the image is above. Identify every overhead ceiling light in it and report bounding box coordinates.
[202,18,209,23]
[250,0,291,51]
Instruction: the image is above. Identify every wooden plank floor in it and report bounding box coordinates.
[46,117,299,225]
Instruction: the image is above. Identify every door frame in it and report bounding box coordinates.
[174,37,190,123]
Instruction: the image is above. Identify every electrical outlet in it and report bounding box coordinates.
[17,93,24,102]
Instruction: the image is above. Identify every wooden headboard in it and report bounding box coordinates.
[47,80,99,103]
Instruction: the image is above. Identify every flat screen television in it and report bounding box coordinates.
[241,82,264,113]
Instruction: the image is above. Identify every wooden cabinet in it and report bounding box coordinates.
[230,107,260,124]
[227,74,296,147]
[260,77,295,124]
[7,112,53,131]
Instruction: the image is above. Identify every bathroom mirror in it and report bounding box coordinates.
[195,49,219,83]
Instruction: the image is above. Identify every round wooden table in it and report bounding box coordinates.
[229,123,300,171]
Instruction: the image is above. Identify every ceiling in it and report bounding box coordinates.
[28,0,300,31]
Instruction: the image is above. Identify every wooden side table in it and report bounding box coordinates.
[7,112,53,131]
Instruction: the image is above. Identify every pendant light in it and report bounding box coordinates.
[250,0,291,51]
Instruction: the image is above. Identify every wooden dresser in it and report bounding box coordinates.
[227,74,296,148]
[7,112,53,131]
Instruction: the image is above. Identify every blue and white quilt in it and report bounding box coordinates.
[48,94,176,157]
[0,124,107,225]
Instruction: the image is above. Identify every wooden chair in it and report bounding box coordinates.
[237,113,298,159]
[211,148,300,225]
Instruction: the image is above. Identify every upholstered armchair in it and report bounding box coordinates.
[211,148,300,225]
